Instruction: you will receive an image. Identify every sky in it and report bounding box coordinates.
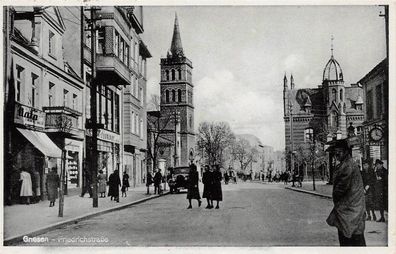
[141,5,387,151]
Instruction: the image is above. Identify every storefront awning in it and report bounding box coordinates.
[17,128,62,158]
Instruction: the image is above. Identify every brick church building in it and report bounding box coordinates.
[283,47,365,180]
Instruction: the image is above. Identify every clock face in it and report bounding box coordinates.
[370,128,383,141]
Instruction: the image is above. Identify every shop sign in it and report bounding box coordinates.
[86,128,120,143]
[14,102,45,129]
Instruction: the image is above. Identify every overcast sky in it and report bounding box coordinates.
[141,5,387,151]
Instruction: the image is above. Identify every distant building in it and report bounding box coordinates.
[283,46,365,180]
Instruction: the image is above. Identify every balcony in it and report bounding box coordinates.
[43,106,84,139]
[96,54,131,86]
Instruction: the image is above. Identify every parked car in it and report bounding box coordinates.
[168,166,189,193]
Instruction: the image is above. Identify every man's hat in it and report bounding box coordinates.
[325,136,360,151]
[375,159,384,165]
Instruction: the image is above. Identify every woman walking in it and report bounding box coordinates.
[361,159,376,221]
[187,163,201,209]
[122,171,130,191]
[202,165,213,209]
[98,170,107,198]
[46,167,60,207]
[211,165,223,209]
[108,170,121,202]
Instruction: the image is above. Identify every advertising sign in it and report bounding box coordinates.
[14,102,46,129]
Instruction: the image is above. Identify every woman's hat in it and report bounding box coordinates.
[375,159,384,165]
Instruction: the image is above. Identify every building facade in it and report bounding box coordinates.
[283,49,365,180]
[359,58,388,168]
[4,6,150,205]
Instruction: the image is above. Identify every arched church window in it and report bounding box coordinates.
[340,88,343,101]
[172,90,176,102]
[332,89,337,103]
[178,69,182,80]
[165,70,169,81]
[171,69,175,81]
[331,112,338,128]
[166,90,169,103]
[343,103,346,113]
[178,89,182,102]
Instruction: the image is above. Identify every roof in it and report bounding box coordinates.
[323,55,343,82]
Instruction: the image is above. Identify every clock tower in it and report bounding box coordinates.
[159,14,195,166]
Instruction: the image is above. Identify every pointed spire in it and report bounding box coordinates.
[170,12,184,57]
[290,73,295,90]
[283,72,288,88]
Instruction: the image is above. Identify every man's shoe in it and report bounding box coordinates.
[205,205,211,209]
[377,217,385,222]
[187,205,192,209]
[366,215,371,221]
[215,205,219,209]
[198,200,202,207]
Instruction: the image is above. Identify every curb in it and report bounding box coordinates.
[285,186,332,200]
[4,192,170,245]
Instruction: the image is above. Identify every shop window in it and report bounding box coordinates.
[49,30,56,57]
[97,28,105,54]
[114,32,119,57]
[31,73,38,107]
[63,89,69,107]
[16,65,24,102]
[114,93,120,133]
[178,89,181,102]
[49,82,55,106]
[172,69,175,81]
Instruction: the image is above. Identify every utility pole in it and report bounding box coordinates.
[86,6,102,208]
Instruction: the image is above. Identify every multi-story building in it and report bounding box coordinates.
[82,6,151,187]
[359,58,388,167]
[283,48,365,180]
[5,6,85,202]
[4,6,151,204]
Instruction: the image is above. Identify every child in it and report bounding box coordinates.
[121,184,127,197]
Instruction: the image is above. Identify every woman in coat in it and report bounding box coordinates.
[202,165,213,209]
[108,170,121,202]
[361,159,376,221]
[211,165,223,209]
[46,167,60,207]
[374,159,388,222]
[19,168,33,205]
[186,163,201,209]
[98,170,107,198]
[122,171,130,191]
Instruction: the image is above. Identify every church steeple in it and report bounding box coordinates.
[169,13,184,57]
[290,74,295,90]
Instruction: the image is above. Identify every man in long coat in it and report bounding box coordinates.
[211,165,223,209]
[108,170,121,202]
[326,139,366,246]
[46,167,60,207]
[374,159,388,222]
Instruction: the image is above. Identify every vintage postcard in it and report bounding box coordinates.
[1,0,394,253]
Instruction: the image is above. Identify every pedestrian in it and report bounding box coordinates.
[211,165,223,209]
[361,159,376,221]
[224,171,229,185]
[153,170,162,195]
[202,165,213,209]
[31,169,41,203]
[46,167,60,207]
[187,163,202,209]
[298,167,304,187]
[108,170,121,202]
[81,167,93,198]
[19,168,33,205]
[146,171,153,195]
[98,170,107,198]
[121,184,127,197]
[326,138,366,246]
[122,171,130,191]
[374,159,388,222]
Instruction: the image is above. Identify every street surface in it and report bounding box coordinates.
[18,182,387,246]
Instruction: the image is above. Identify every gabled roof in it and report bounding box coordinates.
[43,7,66,34]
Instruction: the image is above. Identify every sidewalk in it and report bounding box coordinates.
[285,180,388,246]
[4,185,168,244]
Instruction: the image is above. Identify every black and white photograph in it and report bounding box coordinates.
[1,1,394,251]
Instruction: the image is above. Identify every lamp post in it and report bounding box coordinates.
[288,100,295,186]
[306,129,316,191]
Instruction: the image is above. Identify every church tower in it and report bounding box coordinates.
[159,14,195,166]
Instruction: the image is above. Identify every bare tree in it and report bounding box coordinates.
[231,138,258,172]
[196,122,235,167]
[147,94,161,111]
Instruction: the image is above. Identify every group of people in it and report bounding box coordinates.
[326,138,388,246]
[187,164,223,209]
[145,170,163,195]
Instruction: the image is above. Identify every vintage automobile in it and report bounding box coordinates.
[168,166,190,193]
